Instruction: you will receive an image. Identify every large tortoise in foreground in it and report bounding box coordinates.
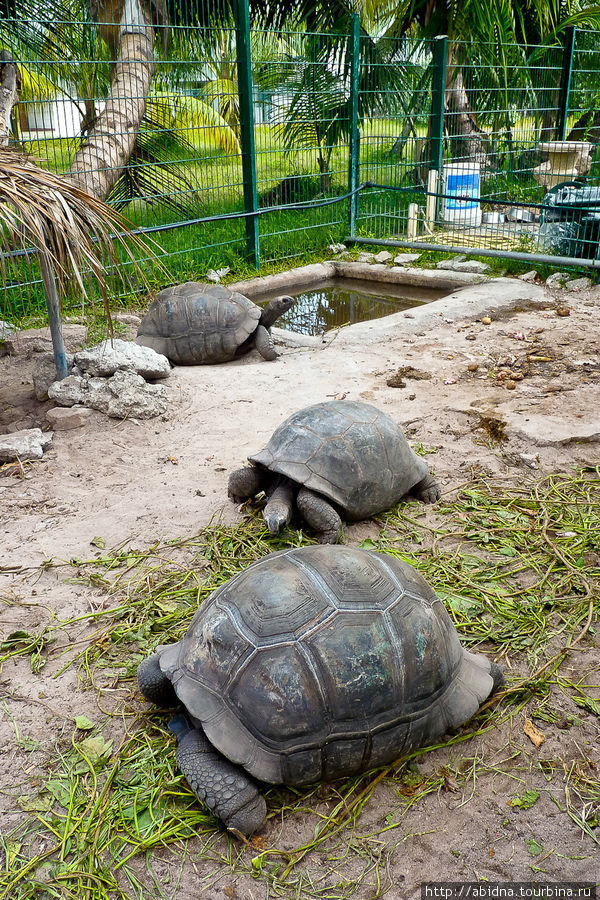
[228,399,441,543]
[136,282,294,364]
[138,544,503,835]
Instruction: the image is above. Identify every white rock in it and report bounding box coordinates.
[46,406,93,430]
[393,253,421,265]
[113,314,142,326]
[33,353,75,401]
[328,243,347,254]
[565,277,592,292]
[0,319,17,339]
[2,324,88,355]
[48,371,169,419]
[74,339,171,379]
[0,428,53,462]
[437,257,490,274]
[373,251,393,264]
[206,267,231,283]
[545,272,569,288]
[518,270,538,283]
[437,255,467,270]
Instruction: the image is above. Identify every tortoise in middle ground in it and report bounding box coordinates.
[135,281,295,364]
[137,544,503,835]
[228,399,441,543]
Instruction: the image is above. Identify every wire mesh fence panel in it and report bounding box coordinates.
[251,28,352,264]
[353,36,434,247]
[1,15,600,327]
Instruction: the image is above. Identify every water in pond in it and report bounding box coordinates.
[260,277,448,336]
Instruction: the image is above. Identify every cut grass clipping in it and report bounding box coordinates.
[1,469,598,899]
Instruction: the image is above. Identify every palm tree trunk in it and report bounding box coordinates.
[445,48,489,166]
[0,50,20,146]
[67,0,155,200]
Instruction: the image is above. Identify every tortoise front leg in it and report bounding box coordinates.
[254,324,278,361]
[411,473,441,503]
[170,715,267,836]
[137,652,178,707]
[297,487,342,544]
[228,465,269,502]
[263,481,294,534]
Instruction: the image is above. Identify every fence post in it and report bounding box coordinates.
[233,0,260,268]
[557,26,576,141]
[348,13,360,239]
[429,35,447,224]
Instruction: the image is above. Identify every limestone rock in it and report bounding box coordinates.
[518,270,538,282]
[0,428,53,462]
[327,243,347,254]
[565,277,592,293]
[373,251,393,264]
[113,314,142,326]
[393,253,421,266]
[545,272,569,288]
[0,320,17,356]
[48,371,169,419]
[33,353,75,401]
[74,339,171,379]
[46,406,93,430]
[3,324,88,356]
[437,257,490,274]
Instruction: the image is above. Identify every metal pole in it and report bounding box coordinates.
[429,35,447,225]
[233,0,259,268]
[39,249,69,380]
[343,234,600,270]
[430,36,447,175]
[348,13,360,239]
[557,26,576,141]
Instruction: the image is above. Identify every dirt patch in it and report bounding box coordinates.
[1,275,599,897]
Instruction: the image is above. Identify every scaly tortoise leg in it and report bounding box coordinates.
[254,324,278,361]
[170,715,267,836]
[296,487,342,544]
[228,466,269,503]
[263,481,295,534]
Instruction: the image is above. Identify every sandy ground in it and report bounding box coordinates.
[1,270,599,897]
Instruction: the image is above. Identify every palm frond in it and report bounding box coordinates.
[0,146,165,320]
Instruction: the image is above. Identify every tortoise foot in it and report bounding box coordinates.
[137,653,178,707]
[412,473,441,504]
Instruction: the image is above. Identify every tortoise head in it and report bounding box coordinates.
[260,295,295,328]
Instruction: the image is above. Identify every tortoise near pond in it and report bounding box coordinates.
[137,544,503,835]
[228,399,440,543]
[136,282,295,364]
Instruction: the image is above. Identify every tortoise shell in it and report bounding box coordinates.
[249,400,429,520]
[156,545,495,785]
[136,282,261,364]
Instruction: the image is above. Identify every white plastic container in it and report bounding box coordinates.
[441,163,482,226]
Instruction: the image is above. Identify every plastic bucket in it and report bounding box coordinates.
[441,163,481,226]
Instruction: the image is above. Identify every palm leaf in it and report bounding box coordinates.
[0,146,165,321]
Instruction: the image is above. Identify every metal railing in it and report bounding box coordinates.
[1,8,599,321]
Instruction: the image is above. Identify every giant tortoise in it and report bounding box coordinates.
[136,282,294,364]
[137,544,502,835]
[228,399,441,542]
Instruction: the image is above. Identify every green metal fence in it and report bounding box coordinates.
[1,10,599,323]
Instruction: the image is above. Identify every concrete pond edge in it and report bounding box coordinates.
[230,261,548,348]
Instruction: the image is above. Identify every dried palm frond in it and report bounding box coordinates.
[0,145,165,322]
